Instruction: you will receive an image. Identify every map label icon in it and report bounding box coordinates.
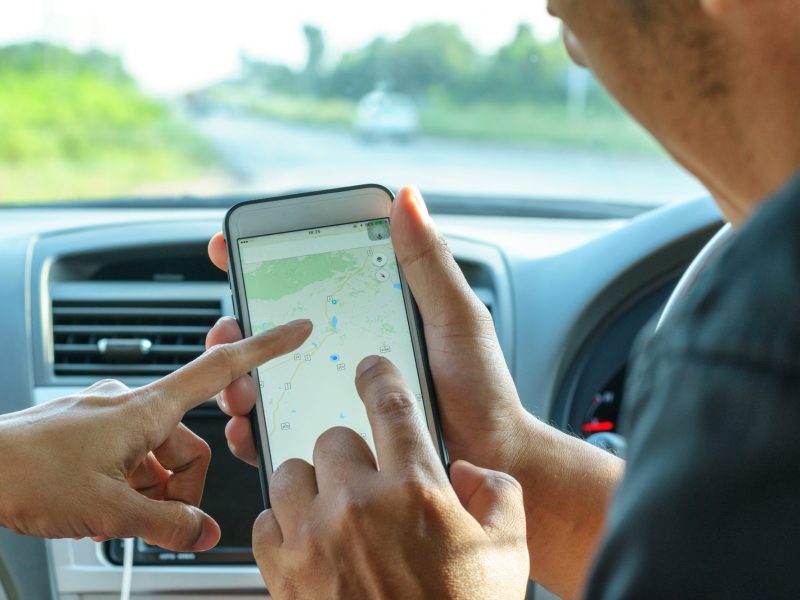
[371,253,388,267]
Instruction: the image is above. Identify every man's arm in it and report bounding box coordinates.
[208,185,623,599]
[510,417,624,598]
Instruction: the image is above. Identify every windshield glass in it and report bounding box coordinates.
[0,1,704,206]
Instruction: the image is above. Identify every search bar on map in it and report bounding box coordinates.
[240,229,384,264]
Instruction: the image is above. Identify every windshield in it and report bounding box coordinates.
[0,1,704,206]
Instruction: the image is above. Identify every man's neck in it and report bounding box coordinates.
[706,6,800,226]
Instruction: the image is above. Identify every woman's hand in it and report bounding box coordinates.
[0,319,311,551]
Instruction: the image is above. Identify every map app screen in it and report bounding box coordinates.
[238,218,425,469]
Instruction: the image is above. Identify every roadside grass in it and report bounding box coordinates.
[239,94,355,128]
[0,68,216,203]
[220,93,660,155]
[419,99,660,154]
[0,152,207,204]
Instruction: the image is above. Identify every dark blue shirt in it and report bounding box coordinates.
[586,174,800,599]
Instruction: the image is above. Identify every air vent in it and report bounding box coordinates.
[52,299,222,378]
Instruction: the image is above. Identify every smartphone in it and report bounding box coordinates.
[224,184,447,502]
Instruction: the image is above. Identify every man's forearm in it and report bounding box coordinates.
[508,414,624,600]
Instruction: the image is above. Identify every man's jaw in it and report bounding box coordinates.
[562,27,589,68]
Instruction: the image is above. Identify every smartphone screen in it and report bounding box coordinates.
[237,217,426,469]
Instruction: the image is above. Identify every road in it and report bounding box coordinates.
[194,113,706,205]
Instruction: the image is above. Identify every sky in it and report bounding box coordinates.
[0,0,560,94]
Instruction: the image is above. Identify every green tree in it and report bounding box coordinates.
[322,37,390,99]
[302,24,325,94]
[387,23,479,95]
[239,53,298,94]
[322,23,480,99]
[477,24,568,103]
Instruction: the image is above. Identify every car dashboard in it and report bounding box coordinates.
[0,194,723,599]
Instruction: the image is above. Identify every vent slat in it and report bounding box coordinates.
[53,306,220,318]
[54,324,211,335]
[51,299,222,378]
[54,344,207,355]
[54,364,188,375]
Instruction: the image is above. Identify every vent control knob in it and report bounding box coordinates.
[97,338,153,361]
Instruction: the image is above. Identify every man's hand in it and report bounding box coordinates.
[0,319,311,551]
[255,356,529,600]
[207,186,529,471]
[208,186,624,598]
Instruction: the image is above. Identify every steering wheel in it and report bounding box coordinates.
[586,222,734,458]
[655,223,734,332]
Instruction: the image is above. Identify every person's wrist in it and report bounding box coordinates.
[0,415,22,527]
[496,409,540,477]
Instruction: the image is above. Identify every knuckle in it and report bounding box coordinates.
[487,470,524,498]
[206,343,235,366]
[270,458,310,496]
[82,379,129,402]
[399,475,446,519]
[95,378,127,390]
[194,436,212,465]
[314,426,359,456]
[253,510,276,544]
[399,475,432,501]
[373,389,416,421]
[205,343,240,381]
[297,514,324,543]
[166,508,198,549]
[333,491,370,538]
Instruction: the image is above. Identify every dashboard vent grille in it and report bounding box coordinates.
[52,299,221,378]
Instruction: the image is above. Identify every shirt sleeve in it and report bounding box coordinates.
[584,173,800,599]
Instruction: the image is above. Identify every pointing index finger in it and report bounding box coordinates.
[143,319,313,420]
[354,356,444,480]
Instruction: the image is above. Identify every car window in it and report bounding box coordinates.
[0,0,705,206]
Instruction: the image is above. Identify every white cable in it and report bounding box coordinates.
[120,537,134,600]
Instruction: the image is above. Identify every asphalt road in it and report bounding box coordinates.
[194,113,706,205]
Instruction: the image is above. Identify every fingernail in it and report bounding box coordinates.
[216,392,228,413]
[191,518,220,551]
[356,355,382,377]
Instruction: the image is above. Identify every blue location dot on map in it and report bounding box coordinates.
[331,299,338,305]
[330,354,340,362]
